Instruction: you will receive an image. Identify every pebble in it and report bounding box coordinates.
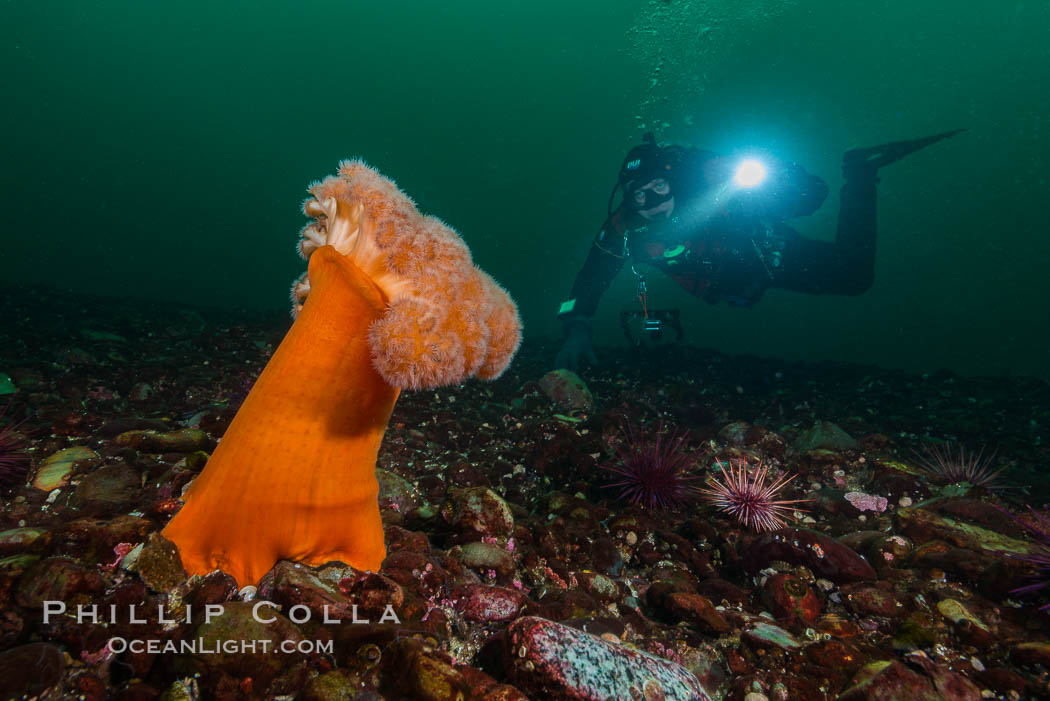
[505,616,712,700]
[134,533,186,592]
[794,421,858,452]
[113,428,211,453]
[175,601,308,697]
[31,446,99,491]
[443,487,515,539]
[455,584,527,622]
[537,369,594,410]
[458,541,516,576]
[0,527,51,556]
[744,528,876,583]
[0,643,65,700]
[762,573,822,626]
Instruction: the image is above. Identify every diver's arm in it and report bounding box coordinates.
[769,161,829,218]
[702,156,829,220]
[553,217,627,371]
[557,218,628,322]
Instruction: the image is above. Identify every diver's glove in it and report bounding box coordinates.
[555,317,598,372]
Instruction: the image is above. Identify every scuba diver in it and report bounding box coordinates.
[554,129,964,371]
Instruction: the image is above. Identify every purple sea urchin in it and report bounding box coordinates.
[916,442,1007,491]
[1000,507,1050,610]
[0,400,30,485]
[603,421,701,510]
[700,459,808,532]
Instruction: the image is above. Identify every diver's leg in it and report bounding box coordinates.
[774,130,963,297]
[842,129,965,173]
[834,129,966,293]
[831,166,878,295]
[772,231,865,296]
[770,165,876,298]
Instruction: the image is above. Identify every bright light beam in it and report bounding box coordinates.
[733,159,767,188]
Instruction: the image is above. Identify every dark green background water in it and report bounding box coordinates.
[3,1,1047,379]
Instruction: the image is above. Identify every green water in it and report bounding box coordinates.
[2,1,1048,379]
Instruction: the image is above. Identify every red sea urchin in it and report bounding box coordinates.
[603,421,702,510]
[0,400,30,485]
[916,442,1008,491]
[700,459,808,532]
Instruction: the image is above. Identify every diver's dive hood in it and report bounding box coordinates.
[608,132,688,217]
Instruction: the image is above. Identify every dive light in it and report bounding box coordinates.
[733,159,768,188]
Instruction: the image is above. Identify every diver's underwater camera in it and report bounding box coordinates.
[620,309,684,347]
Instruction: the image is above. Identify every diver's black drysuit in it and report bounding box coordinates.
[554,130,962,371]
[559,151,877,322]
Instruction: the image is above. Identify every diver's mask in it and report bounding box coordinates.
[607,132,683,218]
[627,177,675,219]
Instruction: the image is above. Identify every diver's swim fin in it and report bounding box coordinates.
[844,128,966,176]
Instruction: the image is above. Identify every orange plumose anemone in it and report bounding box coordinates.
[162,160,521,587]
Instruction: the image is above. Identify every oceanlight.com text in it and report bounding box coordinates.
[107,637,334,655]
